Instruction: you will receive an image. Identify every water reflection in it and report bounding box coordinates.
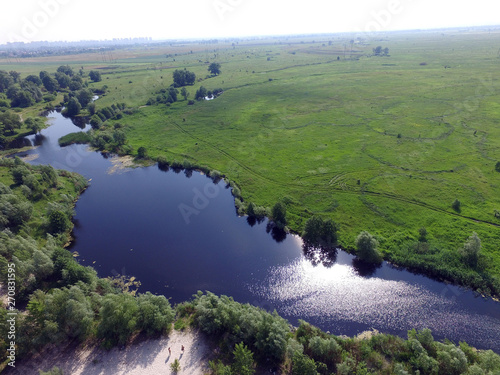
[32,134,46,146]
[352,258,382,277]
[302,244,338,268]
[266,222,287,243]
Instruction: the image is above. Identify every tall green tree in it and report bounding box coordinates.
[42,75,58,92]
[195,86,208,100]
[55,72,71,88]
[180,87,189,100]
[208,62,222,76]
[89,70,102,82]
[0,70,14,92]
[76,88,94,108]
[302,216,337,248]
[64,98,81,117]
[173,69,196,87]
[271,201,287,229]
[57,65,74,76]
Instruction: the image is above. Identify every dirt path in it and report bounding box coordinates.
[8,329,212,375]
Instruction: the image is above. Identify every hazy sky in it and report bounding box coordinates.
[1,0,499,44]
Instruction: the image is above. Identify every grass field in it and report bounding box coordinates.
[2,28,500,294]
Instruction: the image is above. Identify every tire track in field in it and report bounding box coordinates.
[170,121,500,228]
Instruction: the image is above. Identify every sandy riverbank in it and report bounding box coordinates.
[7,329,212,375]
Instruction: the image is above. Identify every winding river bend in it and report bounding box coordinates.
[15,111,500,352]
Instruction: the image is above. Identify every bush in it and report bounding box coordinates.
[137,146,147,159]
[193,292,289,364]
[452,199,461,212]
[136,292,174,336]
[355,231,382,263]
[48,210,70,234]
[232,342,255,375]
[292,352,319,375]
[461,232,481,268]
[98,293,139,346]
[495,161,500,172]
[58,132,91,147]
[170,358,181,373]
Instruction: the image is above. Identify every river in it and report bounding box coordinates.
[14,110,500,352]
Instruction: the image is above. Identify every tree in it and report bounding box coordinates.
[64,98,81,117]
[113,129,126,145]
[355,231,382,263]
[24,117,44,134]
[495,161,500,172]
[24,74,42,86]
[172,69,196,87]
[232,342,255,375]
[39,70,50,80]
[271,201,287,229]
[302,216,338,248]
[373,46,383,55]
[55,72,70,88]
[42,75,58,92]
[461,232,481,268]
[292,352,319,375]
[137,146,147,159]
[180,87,189,100]
[452,199,461,212]
[89,114,102,129]
[76,88,94,108]
[89,70,102,82]
[10,90,34,108]
[208,62,222,76]
[10,165,30,185]
[49,210,70,234]
[195,86,208,101]
[0,110,22,134]
[9,71,21,83]
[20,80,43,102]
[57,65,74,76]
[0,70,14,92]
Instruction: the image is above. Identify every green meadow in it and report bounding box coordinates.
[2,28,500,294]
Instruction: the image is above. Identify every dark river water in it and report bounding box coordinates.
[15,110,500,352]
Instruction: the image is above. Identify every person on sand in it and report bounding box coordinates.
[168,347,171,355]
[181,345,184,352]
